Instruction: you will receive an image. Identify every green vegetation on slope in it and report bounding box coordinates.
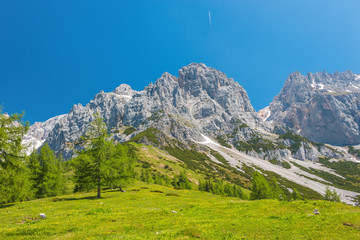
[235,137,278,153]
[216,135,232,148]
[348,146,360,158]
[123,126,137,136]
[291,159,360,193]
[278,131,324,154]
[164,145,250,188]
[1,182,359,240]
[128,127,162,145]
[269,158,291,169]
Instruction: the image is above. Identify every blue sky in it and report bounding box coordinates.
[1,1,360,123]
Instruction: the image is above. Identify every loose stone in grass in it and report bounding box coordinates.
[171,210,177,213]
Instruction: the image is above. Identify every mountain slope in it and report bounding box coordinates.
[27,63,264,158]
[23,63,360,204]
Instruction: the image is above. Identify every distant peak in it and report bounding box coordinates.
[186,62,207,68]
[113,84,133,95]
[160,72,176,80]
[289,71,303,78]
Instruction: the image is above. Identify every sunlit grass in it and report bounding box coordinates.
[1,182,359,239]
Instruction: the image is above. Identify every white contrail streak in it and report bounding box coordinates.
[209,10,212,30]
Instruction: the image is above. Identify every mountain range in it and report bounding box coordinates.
[22,63,360,204]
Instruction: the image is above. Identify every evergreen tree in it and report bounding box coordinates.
[178,171,192,189]
[104,144,135,190]
[162,174,172,187]
[250,171,273,200]
[324,187,341,202]
[72,113,134,198]
[270,177,284,200]
[29,143,65,198]
[0,110,32,203]
[291,188,302,200]
[145,169,154,184]
[172,171,192,189]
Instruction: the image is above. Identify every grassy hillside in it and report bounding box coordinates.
[1,182,359,239]
[130,142,251,192]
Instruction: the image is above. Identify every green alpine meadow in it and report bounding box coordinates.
[2,2,360,238]
[1,182,360,240]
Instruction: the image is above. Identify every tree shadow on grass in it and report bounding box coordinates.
[0,203,15,209]
[51,196,104,202]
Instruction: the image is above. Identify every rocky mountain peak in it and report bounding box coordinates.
[263,70,360,145]
[113,84,134,95]
[178,63,233,90]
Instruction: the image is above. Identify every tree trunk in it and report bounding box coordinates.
[97,176,101,198]
[119,186,125,192]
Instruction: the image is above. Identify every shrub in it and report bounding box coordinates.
[123,126,137,136]
[324,187,341,202]
[216,136,232,148]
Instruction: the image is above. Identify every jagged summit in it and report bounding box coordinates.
[261,70,360,145]
[113,83,134,95]
[25,63,260,159]
[283,70,360,94]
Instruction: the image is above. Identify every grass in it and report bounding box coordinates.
[1,182,360,239]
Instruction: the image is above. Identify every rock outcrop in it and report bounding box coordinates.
[23,64,348,162]
[261,71,360,145]
[27,63,265,158]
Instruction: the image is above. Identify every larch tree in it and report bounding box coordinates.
[250,171,273,200]
[72,113,134,198]
[29,143,65,198]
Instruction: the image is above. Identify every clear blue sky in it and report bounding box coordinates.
[1,0,360,123]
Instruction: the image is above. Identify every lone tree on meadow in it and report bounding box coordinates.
[72,113,134,198]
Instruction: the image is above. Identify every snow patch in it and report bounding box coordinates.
[350,82,359,89]
[119,95,132,99]
[199,134,220,146]
[311,78,316,88]
[258,106,271,122]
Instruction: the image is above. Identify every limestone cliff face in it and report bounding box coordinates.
[262,71,360,145]
[24,63,348,162]
[27,63,262,158]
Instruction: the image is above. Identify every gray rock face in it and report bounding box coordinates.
[262,71,360,145]
[23,63,352,162]
[22,114,67,154]
[29,63,262,158]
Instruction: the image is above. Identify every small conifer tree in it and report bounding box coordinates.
[29,143,65,198]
